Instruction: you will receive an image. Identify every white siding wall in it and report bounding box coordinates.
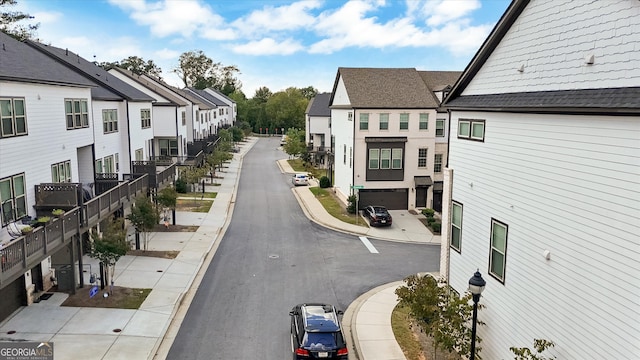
[127,102,154,172]
[153,106,177,137]
[447,111,640,359]
[331,77,354,202]
[92,100,124,175]
[464,0,640,95]
[0,82,92,223]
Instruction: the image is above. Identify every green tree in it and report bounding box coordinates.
[300,86,319,100]
[396,274,483,360]
[156,186,177,226]
[117,56,163,78]
[89,217,129,294]
[126,195,160,251]
[179,166,207,197]
[1,0,39,40]
[174,50,241,92]
[511,339,556,360]
[283,127,306,158]
[265,87,308,131]
[253,86,272,103]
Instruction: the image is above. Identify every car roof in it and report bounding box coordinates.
[300,304,340,332]
[295,173,308,177]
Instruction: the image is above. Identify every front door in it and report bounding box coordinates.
[416,187,427,208]
[433,191,443,212]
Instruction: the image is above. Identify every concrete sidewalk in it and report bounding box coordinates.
[0,138,438,360]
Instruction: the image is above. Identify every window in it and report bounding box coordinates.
[51,161,71,182]
[400,113,409,130]
[65,99,89,129]
[436,119,445,137]
[141,109,151,128]
[392,149,402,169]
[359,113,369,130]
[379,113,389,130]
[347,112,353,121]
[458,119,485,141]
[159,139,178,156]
[1,97,27,138]
[450,202,462,252]
[182,112,186,126]
[434,154,443,173]
[369,149,379,169]
[0,174,26,226]
[102,109,118,134]
[115,153,119,172]
[380,149,391,169]
[104,156,114,173]
[418,148,428,168]
[135,148,143,161]
[343,144,347,164]
[95,159,102,174]
[489,219,508,282]
[419,113,428,130]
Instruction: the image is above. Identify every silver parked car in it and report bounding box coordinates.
[292,173,309,186]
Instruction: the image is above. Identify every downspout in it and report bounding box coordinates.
[351,107,356,196]
[125,100,132,174]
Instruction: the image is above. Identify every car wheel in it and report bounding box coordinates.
[369,218,374,226]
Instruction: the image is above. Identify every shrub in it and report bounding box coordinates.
[319,176,331,188]
[427,217,436,225]
[431,222,441,233]
[422,208,435,217]
[346,195,357,214]
[175,178,187,193]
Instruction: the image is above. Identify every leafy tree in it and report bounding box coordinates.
[265,87,308,131]
[116,56,163,78]
[156,186,177,226]
[300,86,319,100]
[346,195,358,214]
[1,0,39,40]
[231,127,244,142]
[511,339,556,360]
[89,217,129,294]
[174,50,241,92]
[253,87,272,103]
[179,166,207,196]
[396,274,484,360]
[126,195,160,251]
[283,127,306,158]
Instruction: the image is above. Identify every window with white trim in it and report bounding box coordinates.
[458,119,485,141]
[359,113,369,130]
[51,160,71,182]
[450,201,462,252]
[379,113,389,130]
[65,99,89,129]
[392,148,402,169]
[369,149,379,169]
[380,149,391,169]
[115,153,119,172]
[419,113,428,130]
[489,219,508,282]
[434,154,443,173]
[141,109,151,128]
[418,148,428,168]
[102,109,118,134]
[0,173,26,226]
[135,148,143,161]
[436,119,445,137]
[95,159,102,174]
[159,139,178,156]
[0,97,27,138]
[104,155,114,173]
[399,113,409,130]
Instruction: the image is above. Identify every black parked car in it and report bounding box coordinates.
[363,205,393,227]
[290,303,349,360]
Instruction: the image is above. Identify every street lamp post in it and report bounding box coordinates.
[468,270,486,360]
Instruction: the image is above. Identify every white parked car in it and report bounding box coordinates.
[292,173,309,186]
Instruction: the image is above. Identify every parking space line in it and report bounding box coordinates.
[359,236,379,254]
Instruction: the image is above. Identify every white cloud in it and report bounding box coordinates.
[232,38,304,56]
[154,48,181,60]
[31,10,63,24]
[231,0,322,36]
[418,0,482,27]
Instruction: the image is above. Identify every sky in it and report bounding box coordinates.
[11,0,511,97]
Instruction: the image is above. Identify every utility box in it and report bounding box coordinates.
[54,265,74,292]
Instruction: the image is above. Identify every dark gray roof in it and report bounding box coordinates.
[330,68,438,108]
[26,40,155,102]
[0,32,94,87]
[108,67,189,106]
[174,88,213,110]
[446,87,640,114]
[308,93,331,117]
[207,88,236,104]
[443,0,640,114]
[186,88,227,106]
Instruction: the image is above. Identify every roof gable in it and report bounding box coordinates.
[308,93,331,117]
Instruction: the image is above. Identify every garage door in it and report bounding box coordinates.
[0,275,26,322]
[358,189,408,210]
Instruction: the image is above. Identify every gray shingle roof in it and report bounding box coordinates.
[308,93,331,117]
[445,87,640,113]
[26,40,155,102]
[0,32,94,87]
[174,88,213,110]
[186,87,227,107]
[418,71,461,92]
[332,67,438,108]
[109,67,189,106]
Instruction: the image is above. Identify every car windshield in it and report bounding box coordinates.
[302,332,339,350]
[373,207,388,214]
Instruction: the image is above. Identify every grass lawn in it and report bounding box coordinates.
[179,192,217,199]
[309,187,367,227]
[61,287,151,309]
[288,159,325,179]
[176,198,214,212]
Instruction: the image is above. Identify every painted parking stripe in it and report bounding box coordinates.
[359,236,379,254]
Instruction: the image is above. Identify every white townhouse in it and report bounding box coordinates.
[175,87,216,141]
[108,67,190,162]
[0,32,96,318]
[305,93,332,169]
[27,41,156,178]
[184,87,229,135]
[203,88,236,129]
[441,0,640,358]
[329,68,460,212]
